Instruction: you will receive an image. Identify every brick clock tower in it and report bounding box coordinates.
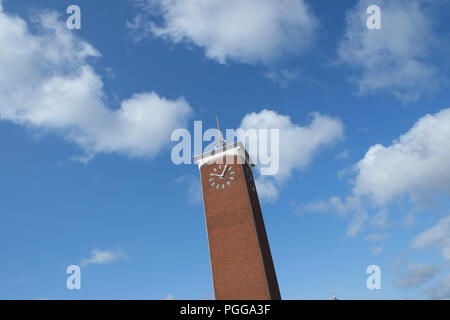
[194,122,281,300]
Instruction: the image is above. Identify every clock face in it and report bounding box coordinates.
[208,164,235,191]
[244,165,256,193]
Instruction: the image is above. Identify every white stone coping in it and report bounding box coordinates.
[193,142,255,169]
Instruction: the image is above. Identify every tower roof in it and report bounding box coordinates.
[193,142,255,169]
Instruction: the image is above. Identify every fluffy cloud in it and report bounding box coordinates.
[370,210,390,228]
[337,0,439,102]
[131,0,318,64]
[300,108,450,237]
[353,108,450,205]
[371,245,383,255]
[345,211,368,237]
[297,201,392,238]
[334,150,350,160]
[174,175,202,205]
[255,177,280,204]
[426,274,450,299]
[393,264,439,289]
[238,110,344,202]
[411,216,450,260]
[364,232,390,242]
[298,196,363,217]
[80,249,127,267]
[0,5,192,161]
[164,293,176,300]
[263,69,299,88]
[239,110,344,181]
[296,196,367,236]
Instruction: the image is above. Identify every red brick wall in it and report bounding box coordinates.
[200,155,281,300]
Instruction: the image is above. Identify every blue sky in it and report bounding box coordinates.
[1,0,450,300]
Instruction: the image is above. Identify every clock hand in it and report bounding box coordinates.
[220,164,228,176]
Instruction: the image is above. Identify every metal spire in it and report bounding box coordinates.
[215,113,227,149]
[331,291,338,300]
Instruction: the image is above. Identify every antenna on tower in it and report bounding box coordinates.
[215,113,227,149]
[331,291,338,300]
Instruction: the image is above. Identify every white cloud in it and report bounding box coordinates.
[297,195,369,236]
[297,196,363,217]
[295,196,367,237]
[370,210,390,228]
[337,0,439,102]
[411,216,450,249]
[255,177,279,204]
[164,293,176,300]
[443,240,450,260]
[402,211,416,227]
[174,175,202,205]
[295,200,330,215]
[264,69,299,88]
[239,110,344,181]
[411,216,450,260]
[393,264,439,289]
[371,245,383,255]
[364,232,390,242]
[345,210,368,237]
[334,150,350,160]
[328,196,363,218]
[365,233,390,255]
[131,0,318,64]
[314,108,450,238]
[80,249,127,267]
[353,108,450,205]
[426,274,450,299]
[238,110,344,202]
[299,108,450,237]
[0,5,192,161]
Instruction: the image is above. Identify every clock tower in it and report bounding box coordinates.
[194,119,281,300]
